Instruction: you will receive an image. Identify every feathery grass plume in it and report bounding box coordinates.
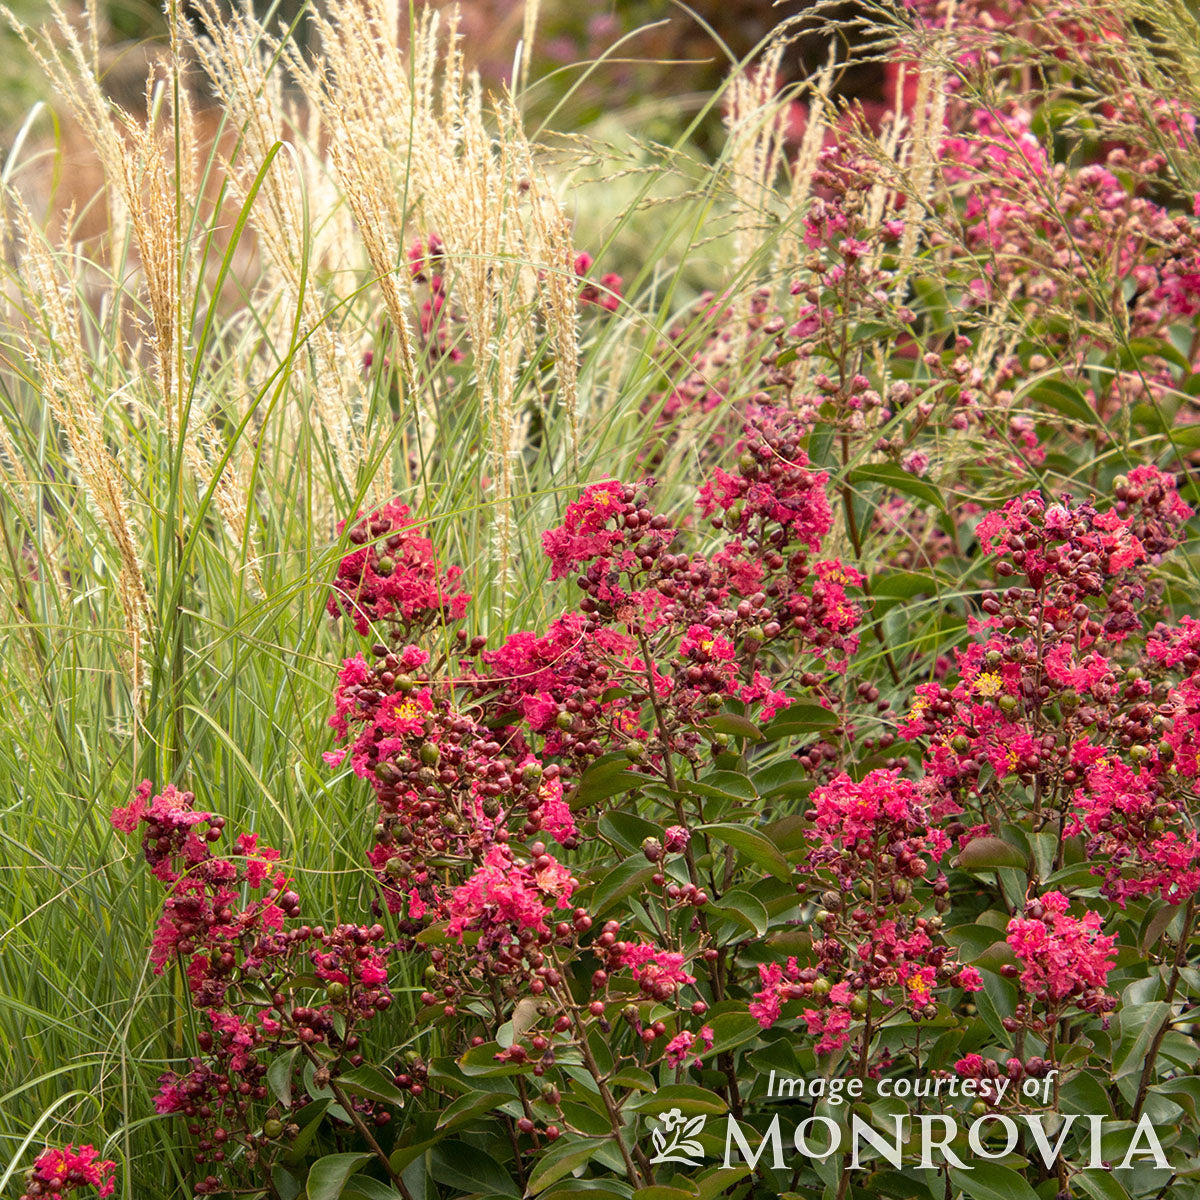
[283,0,426,453]
[13,1,272,585]
[185,0,364,503]
[518,0,540,94]
[4,1,131,304]
[776,46,835,274]
[9,1,206,434]
[722,37,786,346]
[405,26,563,588]
[123,82,187,438]
[896,14,953,293]
[10,196,149,703]
[182,404,264,595]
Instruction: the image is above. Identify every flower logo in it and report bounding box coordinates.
[648,1108,707,1166]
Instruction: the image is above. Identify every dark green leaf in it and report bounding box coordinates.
[707,889,770,939]
[608,1067,655,1092]
[525,1138,606,1194]
[342,1178,408,1200]
[435,1088,508,1129]
[306,1154,373,1200]
[599,810,661,854]
[1114,1002,1170,1078]
[697,824,790,882]
[267,1047,298,1108]
[1074,1169,1131,1200]
[942,924,1005,962]
[337,1065,406,1107]
[949,1163,1040,1200]
[460,1041,531,1078]
[680,770,758,803]
[1157,1076,1200,1122]
[954,837,1027,871]
[1140,903,1181,955]
[761,704,839,740]
[705,1010,762,1055]
[572,758,647,809]
[631,1085,727,1115]
[706,712,763,742]
[590,857,659,917]
[1027,379,1096,425]
[848,463,947,513]
[430,1141,520,1197]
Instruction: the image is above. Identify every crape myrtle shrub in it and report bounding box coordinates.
[43,1,1200,1199]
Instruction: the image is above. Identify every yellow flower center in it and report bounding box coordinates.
[972,672,1004,698]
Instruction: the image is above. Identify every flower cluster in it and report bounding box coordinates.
[18,1145,115,1200]
[1068,757,1200,905]
[111,784,394,1194]
[326,500,470,636]
[1003,891,1117,1024]
[901,483,1194,818]
[750,771,980,1058]
[446,844,578,947]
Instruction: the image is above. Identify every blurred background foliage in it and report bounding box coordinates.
[0,1,886,148]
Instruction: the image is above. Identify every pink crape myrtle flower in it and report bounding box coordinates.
[664,1025,715,1067]
[21,1145,116,1200]
[1006,892,1116,1009]
[447,846,577,945]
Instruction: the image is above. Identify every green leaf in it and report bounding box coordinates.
[1140,903,1181,955]
[609,1067,656,1092]
[1157,1076,1200,1122]
[1114,1002,1170,1078]
[525,1138,605,1194]
[337,1065,406,1107]
[948,1163,1040,1200]
[282,1099,332,1164]
[1074,1169,1131,1200]
[761,703,839,740]
[954,837,1027,872]
[1027,379,1096,425]
[942,924,1006,962]
[573,758,646,809]
[705,1010,762,1055]
[599,810,661,854]
[342,1178,408,1200]
[435,1088,508,1129]
[388,1134,444,1176]
[751,763,813,802]
[591,856,659,917]
[848,463,947,513]
[762,814,810,853]
[267,1047,298,1108]
[696,823,790,882]
[631,1085,728,1115]
[459,1041,530,1077]
[1058,1069,1112,1118]
[694,1167,750,1200]
[539,1189,630,1200]
[707,889,770,939]
[681,770,758,803]
[1118,336,1191,372]
[430,1141,520,1197]
[706,712,763,742]
[306,1154,373,1200]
